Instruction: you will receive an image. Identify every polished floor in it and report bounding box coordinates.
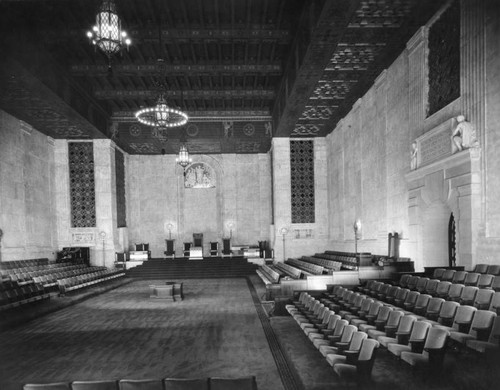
[1,278,499,390]
[0,278,284,390]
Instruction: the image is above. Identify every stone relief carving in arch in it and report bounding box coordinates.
[184,162,216,188]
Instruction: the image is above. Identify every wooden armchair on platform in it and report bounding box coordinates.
[164,239,175,259]
[222,238,231,256]
[183,242,192,257]
[210,242,219,257]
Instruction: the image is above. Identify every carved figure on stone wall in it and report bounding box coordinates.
[109,122,119,140]
[223,121,233,138]
[410,141,418,170]
[451,115,478,153]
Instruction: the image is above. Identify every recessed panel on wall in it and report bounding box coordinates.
[290,140,315,223]
[69,142,96,228]
[115,149,126,227]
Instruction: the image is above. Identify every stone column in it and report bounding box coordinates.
[53,139,72,249]
[271,138,291,261]
[93,139,118,268]
[460,0,486,265]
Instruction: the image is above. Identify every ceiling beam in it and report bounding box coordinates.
[94,89,275,100]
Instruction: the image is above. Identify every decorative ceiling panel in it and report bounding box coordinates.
[0,0,446,152]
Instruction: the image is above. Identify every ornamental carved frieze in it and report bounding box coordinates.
[291,124,322,136]
[312,81,355,100]
[327,44,386,71]
[300,106,334,120]
[349,0,413,28]
[128,143,157,153]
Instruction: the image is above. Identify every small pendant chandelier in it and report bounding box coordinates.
[86,0,131,67]
[176,144,192,169]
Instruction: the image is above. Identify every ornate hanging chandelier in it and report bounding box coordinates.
[86,0,131,66]
[135,93,189,129]
[176,144,192,169]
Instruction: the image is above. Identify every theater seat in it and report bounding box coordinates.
[71,381,118,390]
[447,284,464,302]
[466,316,500,353]
[400,327,449,370]
[441,269,456,282]
[118,379,163,390]
[424,300,459,327]
[449,310,497,346]
[487,265,500,276]
[435,281,452,299]
[163,378,209,390]
[378,315,417,348]
[422,297,445,321]
[459,286,479,306]
[478,274,495,289]
[367,310,404,340]
[333,339,379,384]
[325,331,368,365]
[473,264,490,274]
[424,279,440,296]
[387,321,431,358]
[452,271,468,285]
[359,306,393,333]
[24,383,69,390]
[319,324,356,357]
[473,289,494,310]
[432,268,446,280]
[433,305,477,333]
[209,376,257,390]
[464,272,480,286]
[489,292,500,315]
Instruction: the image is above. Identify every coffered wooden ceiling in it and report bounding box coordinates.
[0,0,444,154]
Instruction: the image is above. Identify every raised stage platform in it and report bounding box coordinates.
[126,257,259,279]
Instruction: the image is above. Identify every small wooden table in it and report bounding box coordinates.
[149,284,174,300]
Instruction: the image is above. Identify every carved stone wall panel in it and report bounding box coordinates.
[115,149,126,228]
[68,142,96,228]
[427,0,460,116]
[290,140,315,224]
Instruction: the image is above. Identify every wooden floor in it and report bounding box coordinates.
[0,279,284,390]
[1,277,500,390]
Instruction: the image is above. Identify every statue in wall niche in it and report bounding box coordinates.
[109,122,119,140]
[451,115,479,153]
[410,141,418,170]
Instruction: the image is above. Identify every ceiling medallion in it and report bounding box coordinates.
[135,93,189,128]
[129,124,141,137]
[243,123,255,136]
[186,124,199,137]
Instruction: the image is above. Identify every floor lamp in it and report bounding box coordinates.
[280,227,288,261]
[99,231,107,266]
[353,219,361,268]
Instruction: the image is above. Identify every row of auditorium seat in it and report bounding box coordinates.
[58,269,126,296]
[368,279,500,310]
[470,263,500,275]
[6,265,101,287]
[23,376,258,390]
[0,258,49,270]
[285,258,325,275]
[0,282,50,311]
[326,283,499,353]
[300,256,342,272]
[286,288,499,384]
[398,273,500,297]
[285,292,381,384]
[427,268,500,286]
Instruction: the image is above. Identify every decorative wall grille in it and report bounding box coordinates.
[428,0,460,116]
[290,140,315,223]
[115,149,127,228]
[69,142,96,227]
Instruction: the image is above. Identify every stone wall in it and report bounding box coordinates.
[326,1,500,270]
[272,138,330,261]
[127,153,272,258]
[0,110,57,261]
